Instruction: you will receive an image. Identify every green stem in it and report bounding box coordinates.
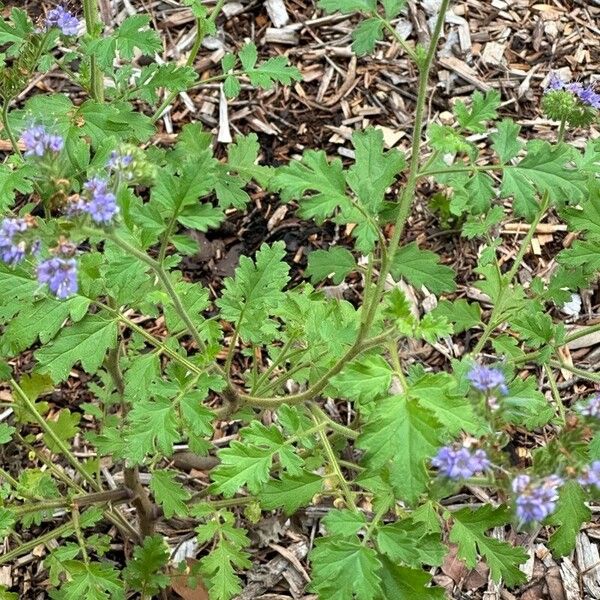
[11,379,100,491]
[82,0,104,102]
[544,364,566,426]
[237,329,395,408]
[473,191,550,354]
[12,489,133,516]
[417,163,505,179]
[557,117,567,143]
[152,0,227,122]
[311,409,356,510]
[2,98,21,157]
[252,336,297,394]
[0,520,76,566]
[361,0,451,335]
[377,16,418,62]
[550,360,600,384]
[564,323,600,345]
[309,403,359,439]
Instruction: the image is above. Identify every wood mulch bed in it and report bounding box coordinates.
[2,0,600,598]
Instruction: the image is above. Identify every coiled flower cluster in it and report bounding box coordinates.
[21,124,64,158]
[45,5,80,36]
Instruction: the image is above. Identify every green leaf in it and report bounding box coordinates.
[306,247,356,284]
[377,522,446,567]
[358,395,442,503]
[319,0,376,13]
[391,243,456,294]
[449,505,528,586]
[124,535,170,596]
[501,142,586,221]
[200,538,251,600]
[502,376,554,428]
[311,538,382,600]
[34,313,118,382]
[346,128,405,214]
[322,509,367,537]
[177,204,225,231]
[409,371,486,436]
[261,471,323,514]
[563,182,600,237]
[126,398,179,463]
[547,481,591,556]
[60,561,124,600]
[216,242,290,343]
[433,299,481,334]
[511,310,558,348]
[212,423,302,496]
[272,150,350,221]
[45,409,81,453]
[0,507,15,536]
[0,423,15,444]
[454,90,501,133]
[2,296,90,356]
[239,43,301,89]
[491,119,523,163]
[382,0,406,19]
[427,124,473,156]
[351,18,384,54]
[150,470,190,518]
[378,559,445,600]
[330,354,394,403]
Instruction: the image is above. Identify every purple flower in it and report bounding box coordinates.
[468,364,508,395]
[37,257,78,299]
[577,394,600,418]
[513,474,562,524]
[0,218,29,265]
[81,177,118,224]
[107,150,134,172]
[46,5,80,36]
[577,85,600,109]
[545,73,600,109]
[579,462,600,488]
[546,72,565,91]
[432,446,490,480]
[21,125,64,157]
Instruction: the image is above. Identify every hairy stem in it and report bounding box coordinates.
[361,0,451,335]
[104,313,157,539]
[544,364,566,426]
[473,191,550,355]
[152,0,227,122]
[82,0,104,102]
[1,98,21,157]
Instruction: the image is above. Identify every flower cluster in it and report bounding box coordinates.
[21,124,64,158]
[71,178,119,224]
[512,474,562,524]
[577,394,600,418]
[578,462,600,488]
[432,446,490,480]
[546,73,600,109]
[468,364,508,396]
[45,5,80,36]
[107,149,134,179]
[0,217,38,266]
[37,257,78,299]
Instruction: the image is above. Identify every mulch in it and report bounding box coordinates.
[2,0,600,598]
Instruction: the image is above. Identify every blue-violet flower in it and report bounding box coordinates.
[468,364,508,395]
[432,446,490,480]
[37,257,78,299]
[579,462,600,488]
[512,474,562,524]
[578,394,600,418]
[21,125,64,157]
[46,5,80,36]
[81,177,118,224]
[0,218,29,265]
